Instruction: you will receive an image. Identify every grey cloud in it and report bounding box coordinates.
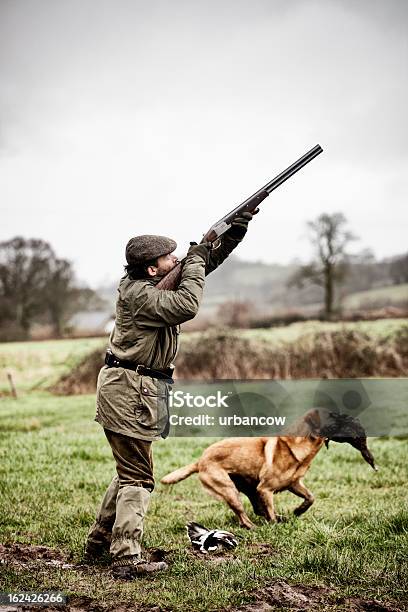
[0,0,406,281]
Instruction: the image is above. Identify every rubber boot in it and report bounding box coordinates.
[110,485,150,559]
[84,476,119,564]
[110,485,167,579]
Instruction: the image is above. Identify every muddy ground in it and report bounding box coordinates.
[0,543,405,612]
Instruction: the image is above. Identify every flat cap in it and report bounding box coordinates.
[126,235,177,265]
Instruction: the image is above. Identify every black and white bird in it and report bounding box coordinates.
[186,522,238,553]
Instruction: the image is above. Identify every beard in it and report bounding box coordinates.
[156,260,179,277]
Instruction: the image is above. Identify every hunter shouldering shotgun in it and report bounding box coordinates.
[84,144,323,580]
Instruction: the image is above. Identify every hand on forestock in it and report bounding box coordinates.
[228,209,259,239]
[187,241,212,264]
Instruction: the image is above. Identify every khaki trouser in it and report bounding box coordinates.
[86,429,154,559]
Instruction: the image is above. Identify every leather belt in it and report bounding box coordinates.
[105,350,174,382]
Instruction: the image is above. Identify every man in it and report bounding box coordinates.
[84,211,256,580]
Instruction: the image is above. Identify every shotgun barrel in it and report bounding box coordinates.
[220,144,323,225]
[157,144,323,290]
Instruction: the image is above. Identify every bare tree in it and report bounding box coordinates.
[289,213,357,318]
[0,236,104,339]
[0,237,55,336]
[389,253,408,285]
[45,258,77,337]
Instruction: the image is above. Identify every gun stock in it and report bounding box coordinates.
[156,261,184,290]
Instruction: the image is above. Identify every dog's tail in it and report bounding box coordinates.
[161,462,199,485]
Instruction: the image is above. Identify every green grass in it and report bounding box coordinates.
[184,317,408,346]
[0,328,407,608]
[342,283,408,309]
[0,393,407,610]
[1,320,406,394]
[0,337,106,393]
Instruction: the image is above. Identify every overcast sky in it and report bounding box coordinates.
[1,0,407,288]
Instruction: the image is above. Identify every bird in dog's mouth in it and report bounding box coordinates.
[320,412,377,470]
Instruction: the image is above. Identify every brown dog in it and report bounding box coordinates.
[161,409,376,529]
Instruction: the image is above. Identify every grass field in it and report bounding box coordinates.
[1,319,407,395]
[0,337,105,394]
[0,326,407,610]
[342,284,408,310]
[237,317,408,345]
[0,392,407,610]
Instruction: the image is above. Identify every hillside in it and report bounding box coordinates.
[342,283,408,310]
[98,252,408,320]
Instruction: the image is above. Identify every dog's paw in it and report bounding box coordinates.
[275,514,288,523]
[239,518,255,530]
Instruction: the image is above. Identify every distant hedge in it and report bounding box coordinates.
[50,325,408,395]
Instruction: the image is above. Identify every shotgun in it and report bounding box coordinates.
[157,144,323,290]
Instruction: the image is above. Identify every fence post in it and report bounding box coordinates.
[6,371,18,399]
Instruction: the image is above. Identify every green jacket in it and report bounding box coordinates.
[95,232,242,440]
